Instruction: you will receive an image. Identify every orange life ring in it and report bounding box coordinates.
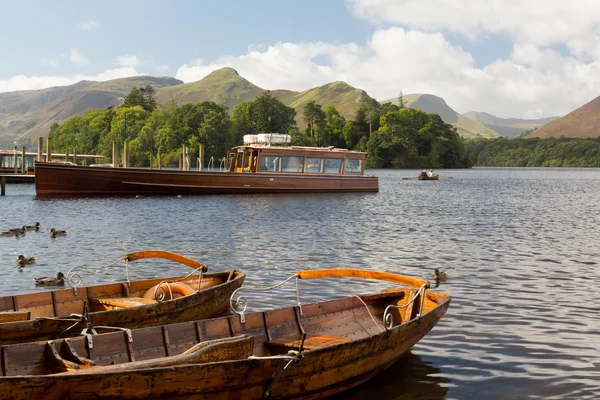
[143,282,195,301]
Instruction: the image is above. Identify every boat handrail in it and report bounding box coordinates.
[230,269,429,323]
[296,269,429,288]
[207,157,214,171]
[219,157,225,172]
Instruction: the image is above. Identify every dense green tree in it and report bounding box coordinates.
[323,105,346,148]
[229,102,254,145]
[358,96,381,135]
[302,100,325,146]
[250,91,296,134]
[120,85,157,112]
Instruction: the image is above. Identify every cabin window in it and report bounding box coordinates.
[236,152,244,170]
[243,152,252,169]
[344,159,362,174]
[282,156,304,173]
[305,157,324,173]
[259,155,281,172]
[324,158,343,173]
[228,152,236,171]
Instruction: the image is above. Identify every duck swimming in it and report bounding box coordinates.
[16,255,36,266]
[433,269,448,281]
[50,228,67,238]
[34,272,65,286]
[24,222,40,231]
[8,227,26,236]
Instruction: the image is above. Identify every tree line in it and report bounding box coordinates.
[465,137,600,167]
[46,85,470,169]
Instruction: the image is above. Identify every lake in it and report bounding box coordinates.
[1,167,599,399]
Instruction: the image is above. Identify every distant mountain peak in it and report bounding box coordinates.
[207,67,240,77]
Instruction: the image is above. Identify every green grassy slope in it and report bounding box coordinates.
[155,68,265,109]
[383,94,501,138]
[0,76,182,140]
[463,111,558,138]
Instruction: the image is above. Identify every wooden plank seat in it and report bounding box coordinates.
[266,334,350,353]
[90,297,156,310]
[0,311,30,323]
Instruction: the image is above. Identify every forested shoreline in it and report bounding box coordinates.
[27,86,600,169]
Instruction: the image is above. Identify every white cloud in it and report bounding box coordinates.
[41,57,58,68]
[115,55,141,68]
[76,20,99,31]
[70,49,89,65]
[0,67,141,93]
[346,0,600,49]
[176,26,600,118]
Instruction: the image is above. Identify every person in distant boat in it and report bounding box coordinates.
[428,169,434,177]
[420,169,428,177]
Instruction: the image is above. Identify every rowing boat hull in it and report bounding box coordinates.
[34,162,379,196]
[0,277,450,399]
[0,270,245,345]
[418,174,439,181]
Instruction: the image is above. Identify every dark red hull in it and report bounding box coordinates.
[35,162,379,196]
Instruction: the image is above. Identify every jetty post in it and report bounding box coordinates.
[123,142,129,168]
[112,142,117,167]
[21,146,26,174]
[37,137,43,162]
[185,146,190,171]
[1,176,5,196]
[13,145,18,174]
[46,137,52,162]
[199,144,204,171]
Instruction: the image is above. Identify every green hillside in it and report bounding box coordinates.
[156,69,369,122]
[283,81,367,119]
[463,111,557,138]
[0,76,182,142]
[384,94,501,138]
[155,68,264,109]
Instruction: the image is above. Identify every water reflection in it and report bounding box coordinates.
[1,168,600,399]
[335,352,450,400]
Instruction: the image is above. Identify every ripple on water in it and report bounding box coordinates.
[1,169,600,399]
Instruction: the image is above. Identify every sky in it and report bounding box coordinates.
[1,0,600,119]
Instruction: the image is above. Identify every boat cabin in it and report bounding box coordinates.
[226,134,365,176]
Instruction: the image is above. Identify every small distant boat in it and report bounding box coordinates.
[0,268,450,399]
[418,174,440,181]
[0,250,245,345]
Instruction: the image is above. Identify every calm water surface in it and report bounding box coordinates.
[1,168,599,399]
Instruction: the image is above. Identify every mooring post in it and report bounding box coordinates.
[37,137,43,162]
[112,141,117,168]
[1,176,5,196]
[199,144,204,171]
[46,137,52,162]
[13,145,18,174]
[21,146,26,174]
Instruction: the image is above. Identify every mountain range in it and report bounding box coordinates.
[0,67,578,145]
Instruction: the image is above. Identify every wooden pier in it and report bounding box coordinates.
[0,174,35,196]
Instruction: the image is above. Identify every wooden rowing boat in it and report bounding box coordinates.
[0,268,450,399]
[418,174,440,180]
[0,250,245,345]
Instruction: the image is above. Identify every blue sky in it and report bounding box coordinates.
[2,0,600,118]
